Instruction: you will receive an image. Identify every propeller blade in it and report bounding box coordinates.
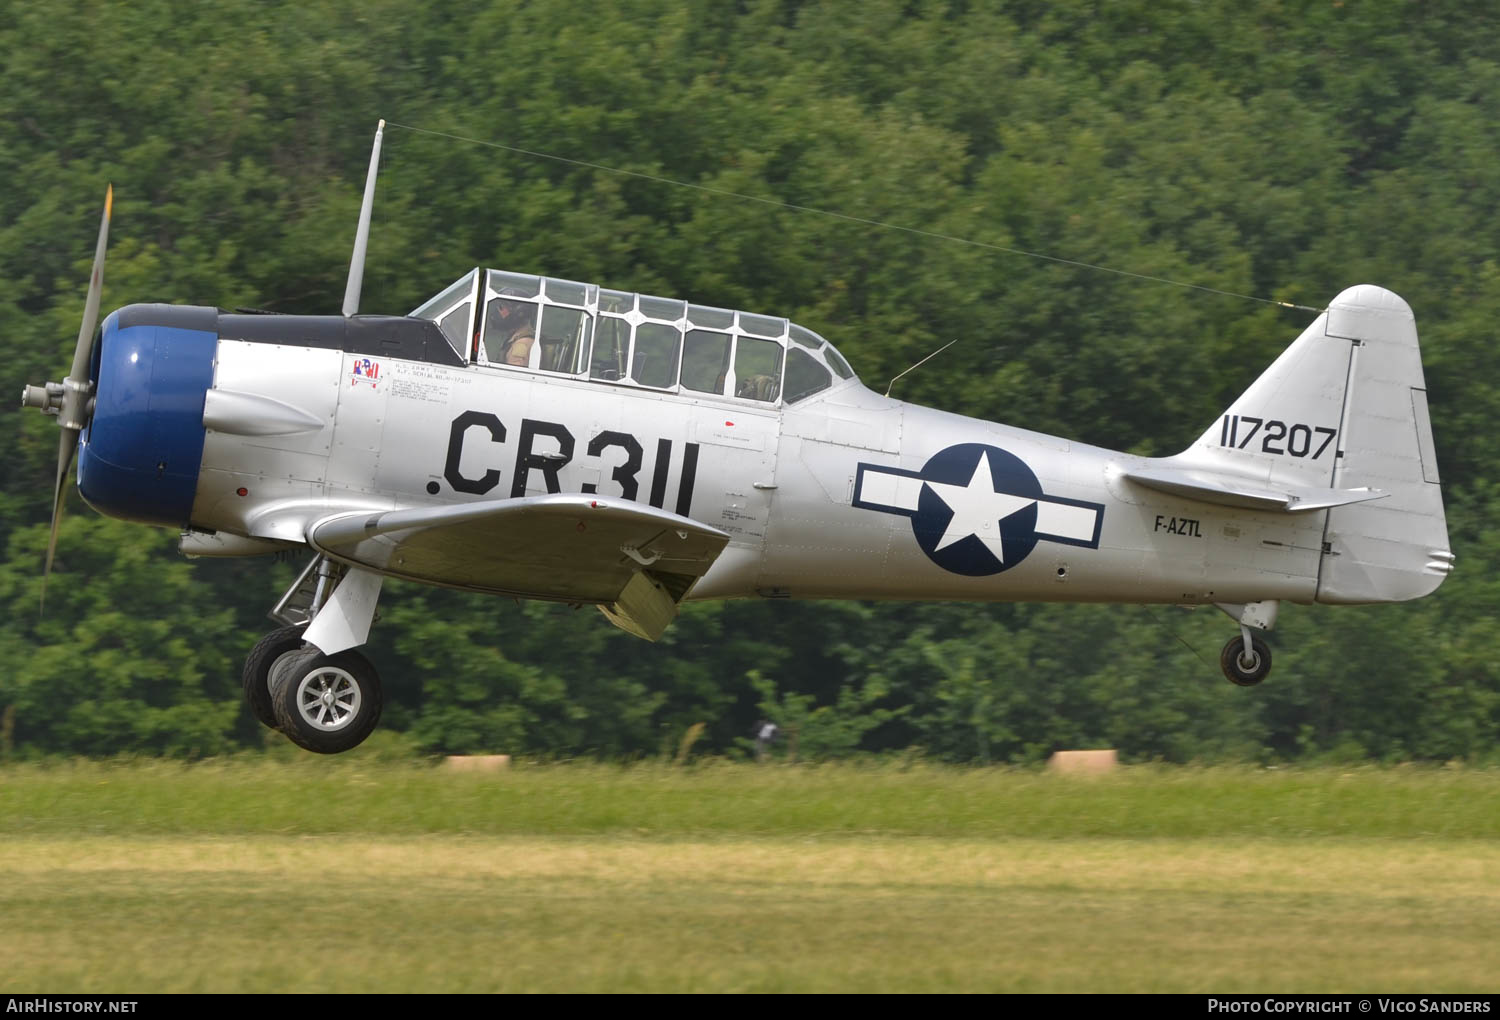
[41,184,112,609]
[72,184,112,382]
[41,426,80,609]
[57,184,111,431]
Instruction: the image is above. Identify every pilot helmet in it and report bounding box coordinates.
[492,287,534,323]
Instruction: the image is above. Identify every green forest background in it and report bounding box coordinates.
[4,0,1497,762]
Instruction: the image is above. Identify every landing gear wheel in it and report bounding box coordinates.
[242,625,308,731]
[1220,634,1272,687]
[270,647,382,754]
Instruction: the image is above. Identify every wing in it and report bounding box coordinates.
[306,494,730,640]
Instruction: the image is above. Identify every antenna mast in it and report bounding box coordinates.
[885,339,958,397]
[342,119,385,317]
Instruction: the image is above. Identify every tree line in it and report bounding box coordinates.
[3,0,1498,761]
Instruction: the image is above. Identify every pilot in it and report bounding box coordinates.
[736,373,778,401]
[487,291,538,366]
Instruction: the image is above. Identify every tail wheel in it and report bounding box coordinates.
[271,647,382,754]
[1221,634,1272,687]
[241,626,309,731]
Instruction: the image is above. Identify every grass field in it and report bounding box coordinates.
[2,757,1498,992]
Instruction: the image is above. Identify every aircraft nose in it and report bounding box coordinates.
[76,305,218,527]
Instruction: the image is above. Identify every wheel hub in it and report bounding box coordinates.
[295,666,361,731]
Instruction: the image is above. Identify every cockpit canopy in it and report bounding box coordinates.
[412,268,856,405]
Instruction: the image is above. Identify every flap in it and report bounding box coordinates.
[1124,466,1387,513]
[306,494,730,605]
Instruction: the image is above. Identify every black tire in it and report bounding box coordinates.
[270,646,382,754]
[1221,634,1273,687]
[242,626,307,731]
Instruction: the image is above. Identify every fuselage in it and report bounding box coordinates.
[78,268,1332,612]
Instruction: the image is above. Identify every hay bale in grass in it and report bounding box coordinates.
[1048,750,1117,774]
[444,755,511,772]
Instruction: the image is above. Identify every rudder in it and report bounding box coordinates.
[1314,286,1452,603]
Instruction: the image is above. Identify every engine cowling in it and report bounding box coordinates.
[77,304,218,527]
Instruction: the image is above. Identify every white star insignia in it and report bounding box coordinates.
[922,450,1037,561]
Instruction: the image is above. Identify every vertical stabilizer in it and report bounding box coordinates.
[1183,308,1355,493]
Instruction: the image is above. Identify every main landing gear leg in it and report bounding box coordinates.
[1214,600,1277,687]
[241,555,386,753]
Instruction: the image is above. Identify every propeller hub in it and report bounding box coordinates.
[56,376,95,431]
[21,382,64,414]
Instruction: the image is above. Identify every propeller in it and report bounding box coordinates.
[21,184,113,605]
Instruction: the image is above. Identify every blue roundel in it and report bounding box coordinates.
[911,443,1044,576]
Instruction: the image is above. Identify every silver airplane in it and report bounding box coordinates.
[22,123,1453,754]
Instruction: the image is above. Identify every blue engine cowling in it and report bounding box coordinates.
[77,304,218,528]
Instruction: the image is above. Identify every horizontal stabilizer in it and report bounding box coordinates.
[1124,466,1387,513]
